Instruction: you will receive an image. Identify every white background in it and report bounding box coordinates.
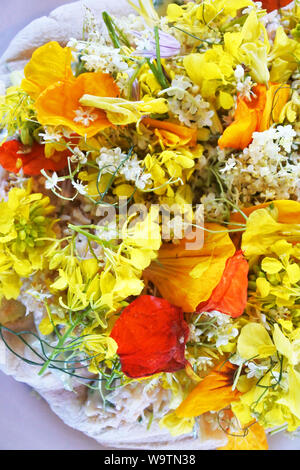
[0,0,300,450]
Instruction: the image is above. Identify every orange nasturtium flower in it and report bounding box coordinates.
[110,295,189,378]
[35,72,120,138]
[0,140,69,175]
[21,41,120,138]
[175,362,241,418]
[142,118,198,147]
[218,83,290,150]
[197,250,249,318]
[143,225,235,312]
[218,421,268,450]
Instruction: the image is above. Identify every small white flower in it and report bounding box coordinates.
[72,180,88,195]
[136,171,152,190]
[39,126,62,143]
[27,288,52,302]
[70,146,87,164]
[42,171,61,191]
[67,37,79,49]
[246,362,268,379]
[73,107,98,127]
[220,157,237,173]
[234,65,245,81]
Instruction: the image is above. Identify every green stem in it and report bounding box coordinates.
[154,26,169,89]
[38,318,81,376]
[102,12,120,48]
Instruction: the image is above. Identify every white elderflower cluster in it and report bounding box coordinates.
[220,125,300,204]
[190,311,239,350]
[68,37,129,76]
[160,75,214,129]
[96,147,152,190]
[234,65,256,101]
[188,354,214,372]
[200,191,229,220]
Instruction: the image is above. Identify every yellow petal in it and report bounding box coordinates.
[80,95,168,126]
[144,224,235,312]
[261,257,284,274]
[237,323,276,360]
[277,366,300,420]
[256,277,271,298]
[273,324,294,364]
[218,91,235,110]
[241,207,300,257]
[22,41,73,99]
[286,263,300,284]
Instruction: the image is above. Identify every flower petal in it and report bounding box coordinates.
[143,118,198,147]
[259,83,290,131]
[197,250,249,318]
[237,323,276,360]
[110,295,189,378]
[35,72,119,137]
[176,362,241,418]
[218,84,267,150]
[0,140,69,175]
[261,0,292,12]
[218,422,268,450]
[143,225,235,312]
[21,41,73,99]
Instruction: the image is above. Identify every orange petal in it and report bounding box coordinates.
[259,83,291,132]
[218,422,268,450]
[0,140,69,175]
[260,0,292,12]
[176,362,241,418]
[21,41,74,99]
[35,72,120,138]
[218,101,258,150]
[143,118,198,147]
[143,225,235,312]
[218,84,267,150]
[197,250,249,318]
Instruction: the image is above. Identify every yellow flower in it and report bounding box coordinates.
[224,11,270,85]
[277,366,300,421]
[79,95,169,126]
[93,207,161,314]
[234,322,300,431]
[237,323,276,360]
[0,86,36,139]
[144,147,201,195]
[21,41,73,99]
[241,205,300,258]
[80,325,118,362]
[184,46,235,100]
[0,182,57,300]
[50,254,101,312]
[159,411,195,437]
[269,27,300,83]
